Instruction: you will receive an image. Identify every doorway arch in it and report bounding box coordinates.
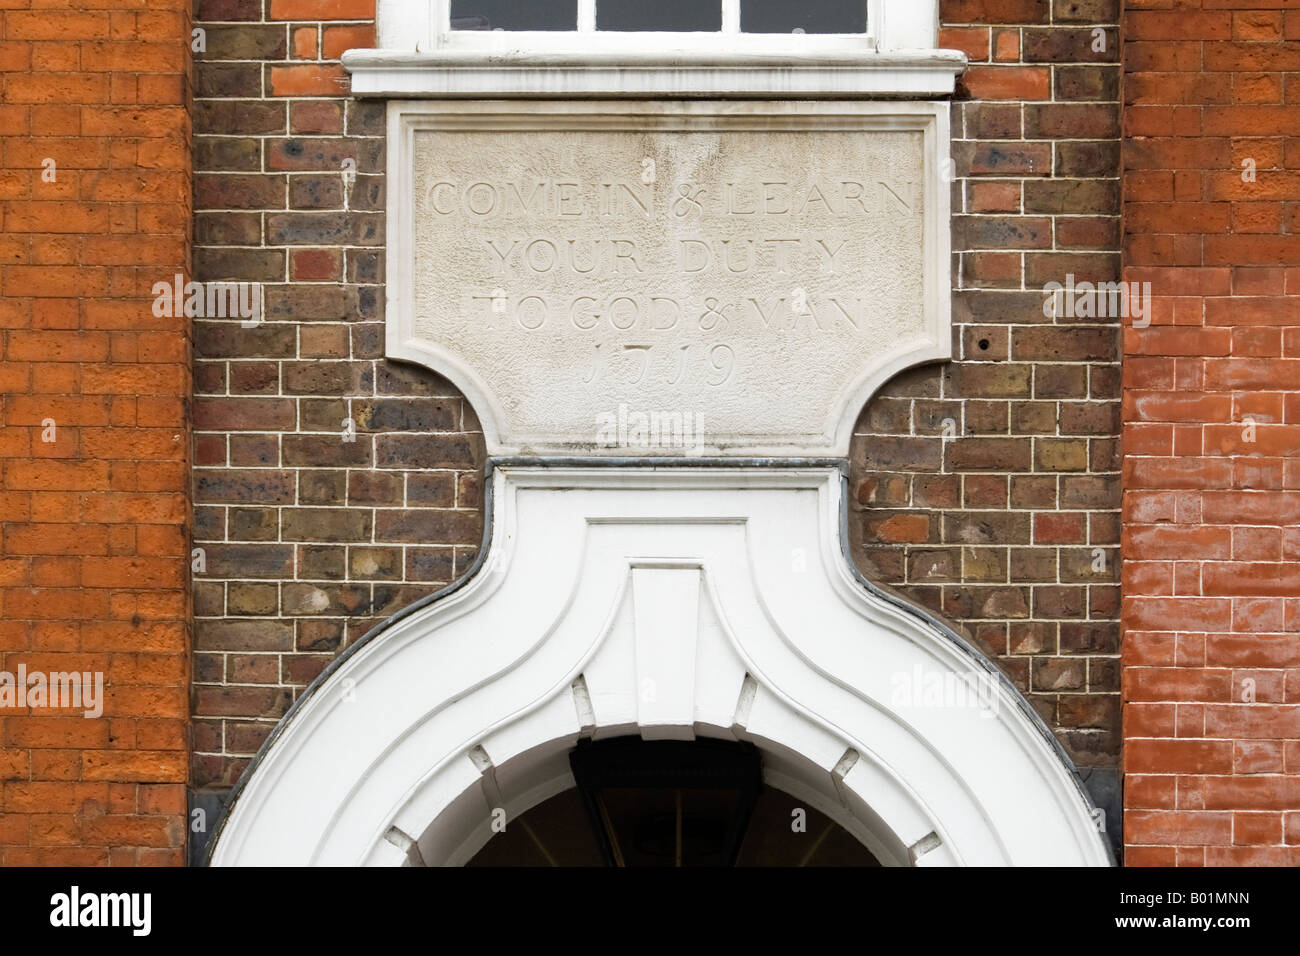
[208,464,1113,867]
[467,736,884,867]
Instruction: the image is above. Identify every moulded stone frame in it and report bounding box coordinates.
[385,99,953,458]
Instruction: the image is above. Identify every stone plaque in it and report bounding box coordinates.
[388,101,950,457]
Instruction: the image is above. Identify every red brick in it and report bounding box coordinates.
[269,0,374,20]
[0,0,189,863]
[961,66,1051,101]
[268,64,349,97]
[321,24,374,59]
[1121,0,1300,865]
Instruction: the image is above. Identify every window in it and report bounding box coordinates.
[357,1,957,97]
[450,0,577,32]
[742,0,868,35]
[448,0,874,37]
[596,0,723,33]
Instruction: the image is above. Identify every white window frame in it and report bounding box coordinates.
[436,0,884,53]
[349,0,961,97]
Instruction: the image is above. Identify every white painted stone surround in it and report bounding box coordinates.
[210,466,1113,867]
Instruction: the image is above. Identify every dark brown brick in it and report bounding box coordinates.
[374,510,481,545]
[227,582,278,615]
[194,470,295,505]
[297,619,343,652]
[229,362,281,395]
[194,398,296,431]
[229,508,279,542]
[346,100,386,137]
[195,0,261,21]
[1055,141,1119,177]
[1024,103,1120,139]
[291,100,344,135]
[1055,65,1119,101]
[350,547,402,580]
[1023,180,1120,216]
[1011,401,1057,433]
[860,437,943,472]
[948,437,1034,471]
[194,248,286,284]
[406,547,455,582]
[956,215,1053,249]
[199,544,295,579]
[1023,27,1118,62]
[356,398,459,433]
[266,138,382,173]
[196,138,262,172]
[1052,0,1117,24]
[282,583,376,617]
[299,471,347,505]
[195,62,261,98]
[944,511,1031,544]
[195,619,295,652]
[348,471,402,505]
[1034,364,1089,398]
[282,435,373,467]
[295,546,346,581]
[964,102,1022,139]
[1013,327,1118,362]
[265,285,360,322]
[946,363,1034,398]
[195,212,262,246]
[375,435,481,470]
[282,509,371,543]
[195,100,288,136]
[194,323,297,360]
[266,212,383,246]
[203,24,288,61]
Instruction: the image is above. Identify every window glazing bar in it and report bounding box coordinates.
[722,0,740,34]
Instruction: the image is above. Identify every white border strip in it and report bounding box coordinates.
[346,49,964,98]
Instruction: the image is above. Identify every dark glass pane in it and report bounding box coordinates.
[597,0,722,32]
[467,790,604,866]
[469,739,881,868]
[735,788,880,867]
[450,0,577,31]
[741,0,866,34]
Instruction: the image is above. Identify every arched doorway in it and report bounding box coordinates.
[468,737,881,867]
[208,466,1113,867]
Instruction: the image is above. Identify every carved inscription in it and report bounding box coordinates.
[409,126,931,452]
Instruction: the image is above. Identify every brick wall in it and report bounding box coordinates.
[1122,1,1300,866]
[190,0,484,790]
[7,0,1295,872]
[190,0,1126,846]
[0,0,191,862]
[852,0,1123,799]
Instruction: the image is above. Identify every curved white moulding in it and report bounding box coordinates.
[209,465,1114,867]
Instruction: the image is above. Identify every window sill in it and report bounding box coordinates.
[341,47,968,98]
